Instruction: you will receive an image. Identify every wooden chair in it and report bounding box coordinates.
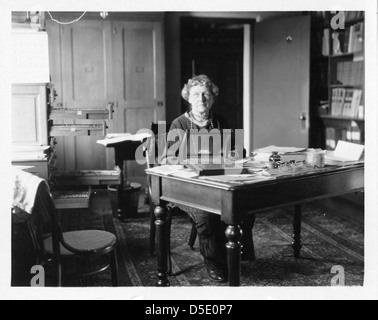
[145,121,197,273]
[27,182,119,286]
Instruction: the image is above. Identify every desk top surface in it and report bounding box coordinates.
[146,162,364,191]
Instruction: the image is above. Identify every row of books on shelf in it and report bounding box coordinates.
[334,60,364,86]
[325,124,363,150]
[322,22,364,56]
[331,88,364,118]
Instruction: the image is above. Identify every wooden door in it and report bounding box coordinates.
[181,19,244,130]
[53,18,114,171]
[111,20,165,183]
[253,14,311,149]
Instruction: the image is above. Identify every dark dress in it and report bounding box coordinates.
[166,112,255,271]
[166,112,231,159]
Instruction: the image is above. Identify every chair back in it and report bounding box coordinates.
[26,182,62,266]
[150,121,171,135]
[146,121,172,168]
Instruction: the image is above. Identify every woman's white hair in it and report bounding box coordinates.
[181,74,219,102]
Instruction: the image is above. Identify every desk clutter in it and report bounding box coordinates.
[146,141,364,187]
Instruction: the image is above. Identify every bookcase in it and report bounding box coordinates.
[319,11,365,150]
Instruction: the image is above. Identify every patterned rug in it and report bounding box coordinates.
[11,189,364,287]
[115,201,364,287]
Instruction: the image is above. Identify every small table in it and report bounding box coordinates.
[147,163,364,286]
[101,139,145,219]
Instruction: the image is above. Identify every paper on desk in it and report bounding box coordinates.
[97,132,151,146]
[254,145,307,154]
[325,141,365,163]
[145,165,186,176]
[198,174,275,184]
[170,169,199,179]
[253,145,307,162]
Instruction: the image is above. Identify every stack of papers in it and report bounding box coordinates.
[12,145,51,161]
[198,174,275,185]
[253,145,307,162]
[145,165,184,175]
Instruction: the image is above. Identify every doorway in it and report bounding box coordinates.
[180,18,245,130]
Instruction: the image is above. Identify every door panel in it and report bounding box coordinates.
[57,19,113,171]
[112,21,165,130]
[112,20,165,182]
[12,85,48,146]
[253,15,310,149]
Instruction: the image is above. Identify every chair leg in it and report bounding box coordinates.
[188,220,197,250]
[57,262,62,287]
[110,249,119,287]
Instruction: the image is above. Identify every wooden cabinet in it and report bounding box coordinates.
[11,84,55,182]
[318,11,365,150]
[12,84,49,146]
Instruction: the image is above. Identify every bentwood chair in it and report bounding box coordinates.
[145,122,198,273]
[27,182,119,286]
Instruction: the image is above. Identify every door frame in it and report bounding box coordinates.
[178,16,255,154]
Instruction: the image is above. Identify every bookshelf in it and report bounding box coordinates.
[319,11,365,150]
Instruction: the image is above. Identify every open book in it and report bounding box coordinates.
[97,133,151,147]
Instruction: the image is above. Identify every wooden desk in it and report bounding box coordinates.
[147,163,364,286]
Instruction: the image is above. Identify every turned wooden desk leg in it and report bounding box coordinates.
[225,225,242,286]
[292,204,303,258]
[155,205,170,287]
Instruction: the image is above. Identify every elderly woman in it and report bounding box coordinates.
[166,75,255,282]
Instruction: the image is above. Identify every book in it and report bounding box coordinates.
[322,28,330,56]
[337,88,346,115]
[351,89,362,118]
[342,89,354,117]
[184,159,248,176]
